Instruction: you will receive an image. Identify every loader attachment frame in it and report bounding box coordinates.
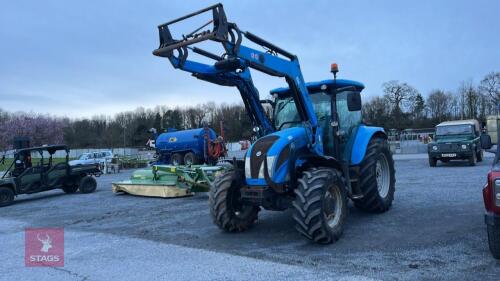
[154,3,229,58]
[153,3,323,155]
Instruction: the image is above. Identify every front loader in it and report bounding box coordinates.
[153,3,396,244]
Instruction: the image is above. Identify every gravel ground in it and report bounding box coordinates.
[1,154,499,280]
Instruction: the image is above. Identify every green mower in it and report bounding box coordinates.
[112,165,226,198]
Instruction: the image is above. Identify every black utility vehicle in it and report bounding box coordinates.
[0,145,101,207]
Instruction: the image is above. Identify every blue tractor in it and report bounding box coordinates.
[153,3,396,244]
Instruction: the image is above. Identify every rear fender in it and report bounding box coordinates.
[350,125,387,165]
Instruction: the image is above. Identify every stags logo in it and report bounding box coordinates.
[37,233,53,252]
[25,228,64,267]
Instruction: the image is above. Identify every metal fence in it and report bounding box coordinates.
[2,147,141,159]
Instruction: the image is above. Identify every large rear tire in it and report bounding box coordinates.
[487,225,500,259]
[353,136,396,213]
[0,186,14,207]
[209,170,259,232]
[292,168,347,244]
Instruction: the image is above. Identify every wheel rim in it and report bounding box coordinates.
[376,154,390,198]
[323,185,343,228]
[185,158,192,165]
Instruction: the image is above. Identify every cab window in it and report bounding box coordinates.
[336,91,362,135]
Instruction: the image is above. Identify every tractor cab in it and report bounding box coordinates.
[270,79,364,159]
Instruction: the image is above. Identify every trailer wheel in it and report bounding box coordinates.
[0,186,14,207]
[209,170,259,232]
[184,152,198,165]
[79,176,97,194]
[488,225,500,259]
[292,167,347,244]
[171,153,183,166]
[353,136,396,213]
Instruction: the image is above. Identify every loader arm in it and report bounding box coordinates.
[153,3,322,155]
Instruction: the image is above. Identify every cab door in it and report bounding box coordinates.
[17,166,43,193]
[335,91,362,162]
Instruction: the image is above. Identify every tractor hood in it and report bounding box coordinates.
[245,127,309,186]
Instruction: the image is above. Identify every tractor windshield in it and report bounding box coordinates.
[436,124,473,136]
[274,90,361,134]
[274,92,331,130]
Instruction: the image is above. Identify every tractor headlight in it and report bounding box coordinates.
[495,179,500,207]
[461,144,467,149]
[432,145,438,151]
[246,156,276,179]
[258,156,276,178]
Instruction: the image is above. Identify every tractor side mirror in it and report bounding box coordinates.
[347,91,362,111]
[481,133,493,150]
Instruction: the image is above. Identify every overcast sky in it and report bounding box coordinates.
[0,0,499,118]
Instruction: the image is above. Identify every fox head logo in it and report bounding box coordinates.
[37,233,52,253]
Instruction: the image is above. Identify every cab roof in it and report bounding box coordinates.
[270,79,365,97]
[16,145,69,154]
[436,119,480,132]
[436,119,479,127]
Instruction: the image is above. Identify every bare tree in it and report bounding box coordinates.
[479,72,500,110]
[362,96,391,126]
[410,93,425,120]
[427,90,449,122]
[448,93,460,119]
[458,80,479,119]
[382,80,419,116]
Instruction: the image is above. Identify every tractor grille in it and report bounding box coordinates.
[250,135,279,179]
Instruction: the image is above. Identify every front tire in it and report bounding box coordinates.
[292,168,347,244]
[469,152,477,166]
[487,225,500,259]
[79,176,97,193]
[0,186,14,207]
[429,157,437,167]
[353,136,396,213]
[209,170,259,232]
